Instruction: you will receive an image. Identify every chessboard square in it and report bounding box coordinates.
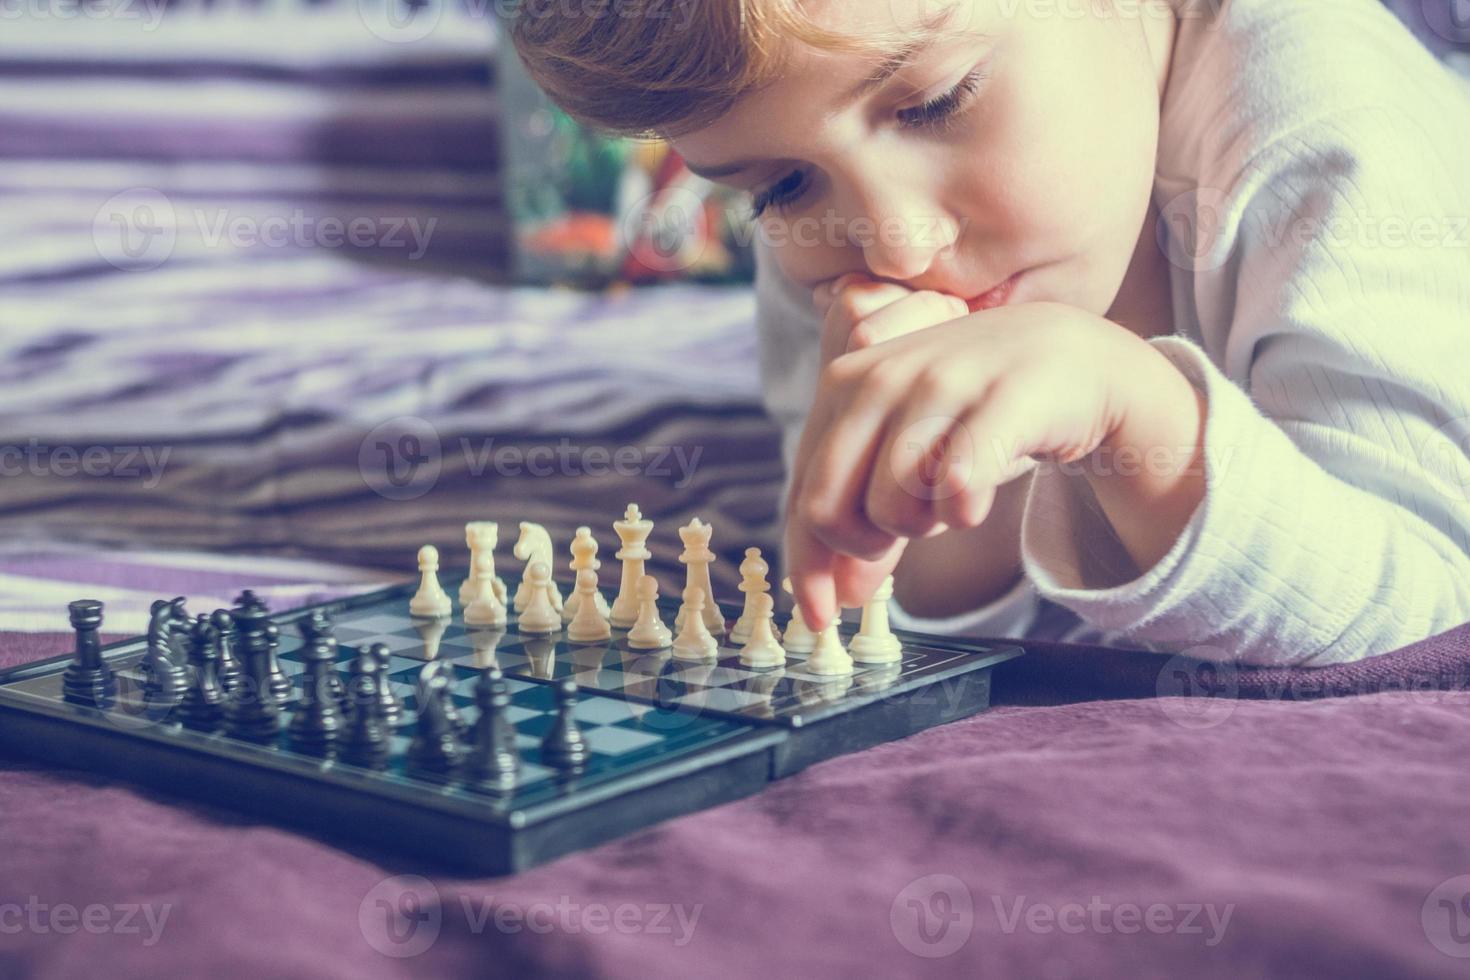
[389,734,411,755]
[514,733,539,749]
[504,705,540,726]
[673,687,771,713]
[571,697,640,726]
[568,669,636,693]
[515,762,554,787]
[337,613,421,635]
[343,633,424,656]
[671,664,763,687]
[583,726,662,756]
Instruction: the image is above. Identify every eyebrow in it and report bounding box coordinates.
[682,26,953,182]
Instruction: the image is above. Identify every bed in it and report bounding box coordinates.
[3,7,1470,978]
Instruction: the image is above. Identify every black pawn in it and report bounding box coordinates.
[540,678,588,770]
[467,667,519,786]
[63,599,115,708]
[179,614,224,731]
[298,611,347,713]
[407,662,462,773]
[288,630,345,756]
[211,609,242,695]
[368,643,402,725]
[341,654,390,769]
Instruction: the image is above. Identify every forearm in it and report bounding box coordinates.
[1082,335,1207,578]
[892,468,1031,618]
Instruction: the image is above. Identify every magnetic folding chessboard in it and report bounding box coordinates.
[0,575,1024,874]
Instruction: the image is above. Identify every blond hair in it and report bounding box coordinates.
[505,0,958,140]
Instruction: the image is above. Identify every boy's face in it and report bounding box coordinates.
[673,0,1175,316]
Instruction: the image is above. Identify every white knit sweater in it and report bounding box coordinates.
[752,0,1470,665]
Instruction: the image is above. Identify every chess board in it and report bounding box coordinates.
[0,574,1024,874]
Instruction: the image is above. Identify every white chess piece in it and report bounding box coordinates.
[414,616,448,660]
[567,567,613,643]
[609,503,653,628]
[780,577,817,653]
[463,550,508,627]
[516,560,563,634]
[672,586,719,661]
[513,522,564,614]
[409,545,453,618]
[460,522,507,608]
[673,518,725,636]
[626,574,672,649]
[470,627,504,669]
[563,526,610,623]
[804,621,853,676]
[738,592,786,668]
[849,575,903,663]
[729,548,777,644]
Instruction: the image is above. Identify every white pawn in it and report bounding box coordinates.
[738,592,786,668]
[780,577,816,654]
[409,545,453,618]
[563,526,610,623]
[805,621,853,676]
[626,574,672,649]
[729,547,774,645]
[849,575,903,663]
[567,568,613,643]
[516,560,563,634]
[672,587,719,661]
[463,550,508,627]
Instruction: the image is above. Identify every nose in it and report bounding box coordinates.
[842,176,958,284]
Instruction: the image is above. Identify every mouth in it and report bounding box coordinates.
[964,271,1022,313]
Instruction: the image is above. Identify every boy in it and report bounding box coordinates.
[510,0,1470,664]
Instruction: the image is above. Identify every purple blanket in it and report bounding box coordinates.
[4,623,1470,978]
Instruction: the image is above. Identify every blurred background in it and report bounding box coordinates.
[0,0,1465,637]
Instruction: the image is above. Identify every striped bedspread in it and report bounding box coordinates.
[0,6,784,636]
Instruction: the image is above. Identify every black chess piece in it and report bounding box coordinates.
[298,611,347,713]
[368,643,402,725]
[341,654,390,769]
[466,666,519,786]
[407,662,462,773]
[223,600,281,743]
[179,614,224,731]
[210,609,242,695]
[141,597,189,718]
[62,599,115,708]
[288,626,345,756]
[540,678,588,770]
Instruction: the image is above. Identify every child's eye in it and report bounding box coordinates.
[748,170,807,220]
[896,65,989,133]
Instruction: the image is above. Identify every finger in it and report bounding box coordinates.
[867,389,996,537]
[785,520,839,632]
[797,362,903,561]
[829,537,907,610]
[819,281,911,367]
[846,290,968,353]
[811,272,869,317]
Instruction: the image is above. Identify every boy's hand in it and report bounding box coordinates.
[799,274,974,614]
[785,300,1151,630]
